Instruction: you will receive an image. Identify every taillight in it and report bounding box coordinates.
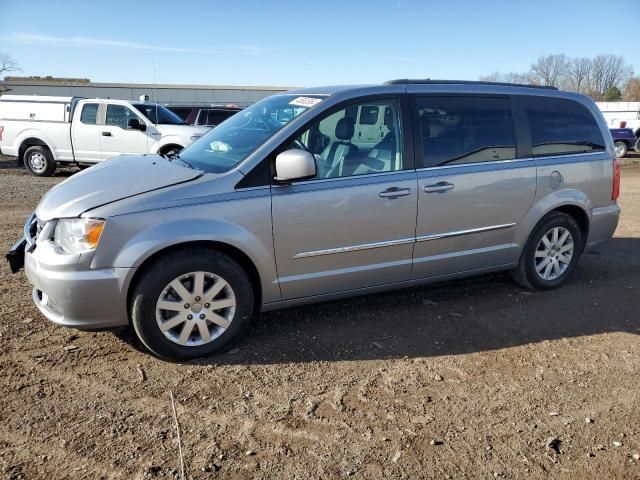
[612,157,620,201]
[620,121,627,128]
[0,126,4,141]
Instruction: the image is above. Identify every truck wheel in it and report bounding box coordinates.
[511,212,583,290]
[130,248,254,361]
[24,146,56,177]
[635,137,640,153]
[160,145,183,157]
[614,141,627,159]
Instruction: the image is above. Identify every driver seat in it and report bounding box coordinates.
[317,116,358,178]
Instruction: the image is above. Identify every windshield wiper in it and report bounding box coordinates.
[174,154,193,169]
[163,151,192,168]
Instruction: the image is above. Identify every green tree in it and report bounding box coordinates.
[603,86,622,101]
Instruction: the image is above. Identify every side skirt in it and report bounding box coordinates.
[261,262,519,312]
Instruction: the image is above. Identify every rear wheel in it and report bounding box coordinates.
[24,146,56,177]
[511,212,583,290]
[614,141,627,159]
[131,248,254,360]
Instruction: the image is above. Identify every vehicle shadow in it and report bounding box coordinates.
[116,236,640,365]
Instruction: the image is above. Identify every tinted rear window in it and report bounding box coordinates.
[523,96,605,157]
[416,96,517,167]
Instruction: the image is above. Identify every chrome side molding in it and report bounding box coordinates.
[294,223,516,259]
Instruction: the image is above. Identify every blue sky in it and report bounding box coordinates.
[1,0,638,87]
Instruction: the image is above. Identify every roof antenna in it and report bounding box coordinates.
[152,58,158,128]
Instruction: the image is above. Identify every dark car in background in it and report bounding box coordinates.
[168,105,242,127]
[610,128,639,158]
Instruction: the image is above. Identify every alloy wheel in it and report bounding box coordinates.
[155,271,236,346]
[534,227,574,281]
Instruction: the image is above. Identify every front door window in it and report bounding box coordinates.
[291,99,403,180]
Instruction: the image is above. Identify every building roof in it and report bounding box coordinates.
[1,77,294,92]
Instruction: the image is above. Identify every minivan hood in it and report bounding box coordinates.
[35,155,201,221]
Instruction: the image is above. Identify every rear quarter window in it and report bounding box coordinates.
[523,96,605,156]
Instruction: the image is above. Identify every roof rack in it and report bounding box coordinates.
[384,79,558,90]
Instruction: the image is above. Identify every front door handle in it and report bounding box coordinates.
[424,182,454,193]
[379,187,411,199]
[101,131,112,137]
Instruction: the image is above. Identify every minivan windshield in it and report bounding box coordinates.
[179,94,326,173]
[132,104,186,125]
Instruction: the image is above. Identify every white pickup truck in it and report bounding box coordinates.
[0,95,210,176]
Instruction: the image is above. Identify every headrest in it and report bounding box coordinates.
[335,116,355,141]
[384,107,395,130]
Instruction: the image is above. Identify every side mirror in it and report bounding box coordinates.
[274,149,317,183]
[127,118,146,131]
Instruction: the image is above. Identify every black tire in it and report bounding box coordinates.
[511,211,583,290]
[635,136,640,153]
[24,146,56,177]
[614,141,628,159]
[130,248,254,360]
[160,145,183,157]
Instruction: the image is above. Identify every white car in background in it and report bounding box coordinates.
[0,94,210,176]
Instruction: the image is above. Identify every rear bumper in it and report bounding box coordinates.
[25,249,132,329]
[586,203,620,250]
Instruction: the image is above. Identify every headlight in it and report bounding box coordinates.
[53,218,105,254]
[190,135,202,142]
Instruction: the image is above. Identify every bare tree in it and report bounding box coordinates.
[624,77,640,102]
[566,57,592,93]
[479,71,531,84]
[480,53,635,101]
[0,53,21,77]
[589,54,634,99]
[0,53,22,94]
[529,54,570,87]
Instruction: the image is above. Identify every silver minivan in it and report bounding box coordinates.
[7,80,621,360]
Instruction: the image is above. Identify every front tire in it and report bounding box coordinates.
[160,145,184,157]
[511,212,583,290]
[24,146,56,177]
[131,249,254,360]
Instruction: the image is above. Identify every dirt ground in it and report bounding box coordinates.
[0,155,639,480]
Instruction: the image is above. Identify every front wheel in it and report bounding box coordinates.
[24,146,56,177]
[614,141,628,159]
[511,212,583,290]
[131,249,254,360]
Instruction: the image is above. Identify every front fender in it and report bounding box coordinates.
[91,200,280,303]
[514,188,592,248]
[150,135,189,154]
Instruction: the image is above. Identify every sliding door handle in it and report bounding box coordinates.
[379,187,411,199]
[424,182,454,193]
[101,131,112,137]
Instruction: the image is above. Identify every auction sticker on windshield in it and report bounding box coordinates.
[289,96,323,108]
